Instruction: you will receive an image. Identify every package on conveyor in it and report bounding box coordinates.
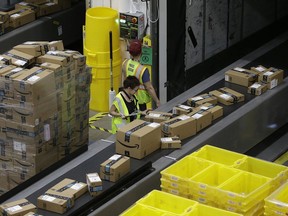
[247,82,268,96]
[224,67,259,87]
[37,189,75,214]
[172,104,193,115]
[161,115,196,140]
[0,12,10,28]
[198,103,223,121]
[144,111,173,123]
[0,199,37,216]
[161,136,181,149]
[100,154,130,182]
[0,49,35,68]
[24,212,44,216]
[8,8,36,29]
[209,87,244,105]
[47,178,88,199]
[187,106,212,132]
[116,119,161,159]
[187,93,218,107]
[251,65,284,89]
[86,172,103,197]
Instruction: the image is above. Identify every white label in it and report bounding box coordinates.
[0,57,3,60]
[233,67,245,72]
[148,113,161,118]
[47,51,58,55]
[24,41,37,45]
[255,66,266,72]
[192,113,203,119]
[178,115,190,121]
[219,94,232,100]
[270,79,278,89]
[178,104,191,110]
[250,83,261,88]
[15,60,26,66]
[148,122,160,128]
[161,137,173,142]
[19,2,28,5]
[11,67,23,72]
[41,63,48,66]
[44,124,51,141]
[46,2,56,6]
[191,96,203,101]
[110,154,122,161]
[170,176,179,181]
[71,183,84,190]
[224,75,230,81]
[13,141,25,152]
[58,25,63,36]
[6,205,22,212]
[263,71,274,76]
[172,107,177,115]
[41,195,56,202]
[11,14,21,18]
[27,75,40,82]
[200,106,209,110]
[88,174,101,182]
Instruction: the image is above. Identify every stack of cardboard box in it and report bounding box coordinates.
[0,41,90,196]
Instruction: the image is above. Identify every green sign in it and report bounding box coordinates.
[140,46,152,65]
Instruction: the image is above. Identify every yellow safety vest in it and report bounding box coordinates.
[123,59,151,104]
[111,92,140,134]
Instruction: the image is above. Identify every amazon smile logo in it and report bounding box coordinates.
[117,140,139,149]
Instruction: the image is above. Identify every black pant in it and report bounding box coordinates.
[139,103,147,111]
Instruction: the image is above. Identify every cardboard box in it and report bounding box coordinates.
[48,178,87,199]
[0,138,12,158]
[54,0,72,10]
[13,66,56,103]
[161,115,196,140]
[161,136,181,149]
[39,62,64,90]
[100,154,130,182]
[48,40,64,51]
[0,64,17,76]
[0,56,12,65]
[24,212,44,216]
[144,111,173,123]
[258,68,284,89]
[199,103,223,121]
[188,107,212,132]
[0,156,13,172]
[247,82,268,96]
[86,173,103,197]
[209,87,245,105]
[0,170,9,191]
[13,42,48,57]
[187,93,218,107]
[8,8,35,28]
[0,199,36,216]
[172,104,193,115]
[3,49,35,68]
[37,2,61,17]
[15,2,41,16]
[116,119,161,159]
[37,52,72,67]
[37,190,74,214]
[0,22,4,36]
[225,67,259,87]
[0,12,10,28]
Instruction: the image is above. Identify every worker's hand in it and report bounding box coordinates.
[120,113,127,119]
[142,108,153,116]
[156,100,161,108]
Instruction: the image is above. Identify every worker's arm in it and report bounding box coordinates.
[109,104,125,118]
[143,81,161,108]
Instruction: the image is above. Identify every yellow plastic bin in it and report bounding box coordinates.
[84,7,121,111]
[190,145,246,166]
[233,156,288,190]
[120,203,165,216]
[160,185,191,199]
[160,156,213,185]
[137,190,197,215]
[189,164,241,199]
[187,203,242,216]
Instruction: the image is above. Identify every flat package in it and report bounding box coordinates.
[0,199,36,216]
[247,82,268,96]
[172,104,193,115]
[199,103,224,121]
[188,107,212,132]
[187,93,218,107]
[209,87,244,105]
[144,111,173,123]
[161,136,181,149]
[225,67,259,87]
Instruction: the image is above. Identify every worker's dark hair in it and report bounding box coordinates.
[129,39,142,56]
[123,76,140,89]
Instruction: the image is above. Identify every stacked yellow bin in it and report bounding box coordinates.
[160,145,288,216]
[120,190,242,216]
[264,180,288,215]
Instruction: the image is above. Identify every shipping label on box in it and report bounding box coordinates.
[248,82,268,96]
[161,137,181,149]
[3,49,35,68]
[162,115,196,140]
[199,103,223,121]
[144,111,173,123]
[0,199,36,216]
[258,67,284,89]
[209,87,244,105]
[37,190,74,214]
[187,93,218,107]
[48,178,87,199]
[100,154,130,182]
[225,67,259,87]
[188,107,212,132]
[116,119,161,159]
[86,173,102,197]
[172,104,193,115]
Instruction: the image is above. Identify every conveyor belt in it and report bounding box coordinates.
[4,30,288,216]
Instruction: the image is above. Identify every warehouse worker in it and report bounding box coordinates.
[110,76,150,133]
[122,39,160,111]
